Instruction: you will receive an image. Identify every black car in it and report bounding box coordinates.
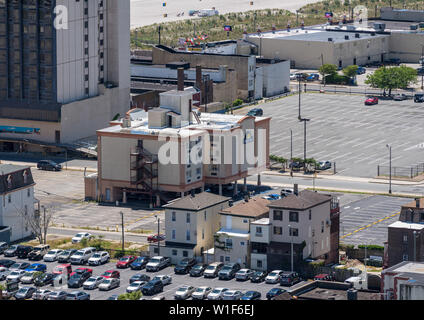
[37,160,62,171]
[16,246,33,259]
[4,245,19,257]
[129,273,151,284]
[289,161,304,169]
[247,108,263,117]
[414,93,424,103]
[280,271,301,286]
[266,288,286,300]
[34,273,55,287]
[130,256,150,270]
[57,249,78,263]
[250,271,268,283]
[189,263,207,277]
[9,262,30,270]
[0,242,8,254]
[218,263,241,280]
[241,291,261,300]
[141,279,164,296]
[174,258,197,275]
[0,259,16,268]
[67,272,91,288]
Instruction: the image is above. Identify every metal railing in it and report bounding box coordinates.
[378,163,424,178]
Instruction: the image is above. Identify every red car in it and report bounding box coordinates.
[147,234,166,243]
[70,267,93,277]
[314,273,335,281]
[365,97,378,105]
[116,256,137,268]
[101,270,120,279]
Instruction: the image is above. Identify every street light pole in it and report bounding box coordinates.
[300,118,310,173]
[298,77,301,120]
[155,215,160,255]
[414,230,417,261]
[421,45,423,90]
[386,144,392,194]
[120,211,124,252]
[288,225,294,272]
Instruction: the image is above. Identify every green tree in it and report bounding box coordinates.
[342,65,359,79]
[319,64,338,85]
[118,291,143,300]
[365,66,417,96]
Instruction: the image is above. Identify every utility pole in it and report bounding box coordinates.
[155,215,160,255]
[120,211,124,252]
[42,206,46,244]
[158,25,162,45]
[298,77,301,120]
[414,230,417,261]
[421,45,424,90]
[300,118,310,173]
[386,144,392,194]
[290,129,293,162]
[288,225,294,272]
[253,12,257,32]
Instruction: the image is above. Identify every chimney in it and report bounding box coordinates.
[196,65,202,88]
[294,184,298,196]
[177,67,184,91]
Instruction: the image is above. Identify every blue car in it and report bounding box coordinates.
[130,256,150,270]
[241,291,261,300]
[268,194,281,200]
[26,263,47,273]
[266,288,286,300]
[356,67,366,75]
[306,73,319,81]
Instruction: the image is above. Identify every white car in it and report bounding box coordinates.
[0,267,10,281]
[222,290,243,300]
[72,232,92,244]
[152,274,172,285]
[265,270,284,284]
[20,271,38,284]
[290,73,297,80]
[88,251,110,266]
[192,286,212,300]
[174,285,195,300]
[126,281,146,293]
[207,287,229,300]
[83,276,105,290]
[43,249,64,262]
[6,269,26,282]
[32,289,53,300]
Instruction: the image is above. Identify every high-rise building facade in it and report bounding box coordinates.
[0,0,130,145]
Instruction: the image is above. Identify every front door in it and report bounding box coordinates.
[55,131,60,144]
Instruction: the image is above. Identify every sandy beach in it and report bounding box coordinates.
[130,0,324,28]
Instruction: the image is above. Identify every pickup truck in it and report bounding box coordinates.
[146,256,171,272]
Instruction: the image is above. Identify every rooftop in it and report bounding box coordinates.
[268,190,331,210]
[383,261,424,275]
[163,191,230,211]
[0,164,31,176]
[402,198,424,209]
[388,221,424,230]
[220,197,270,218]
[251,218,270,225]
[216,228,250,238]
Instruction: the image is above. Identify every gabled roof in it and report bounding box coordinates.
[268,190,331,210]
[163,192,230,211]
[220,198,270,218]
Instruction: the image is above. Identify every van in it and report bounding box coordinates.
[28,244,50,261]
[70,247,96,265]
[203,262,224,278]
[16,246,33,259]
[414,93,424,103]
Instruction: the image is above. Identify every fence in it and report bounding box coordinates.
[377,163,424,178]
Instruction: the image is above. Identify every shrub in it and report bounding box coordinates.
[232,99,243,107]
[118,291,143,300]
[358,244,384,251]
[325,74,350,85]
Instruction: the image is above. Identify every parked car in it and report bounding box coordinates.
[247,108,263,117]
[306,73,319,81]
[356,66,366,75]
[174,285,196,300]
[235,269,254,281]
[204,262,224,278]
[47,291,68,300]
[83,276,106,290]
[67,269,92,288]
[280,271,301,286]
[107,294,119,300]
[266,287,286,300]
[6,270,26,282]
[265,270,284,284]
[57,249,78,263]
[393,93,408,101]
[218,263,241,280]
[20,271,39,284]
[37,160,62,171]
[3,245,19,257]
[28,244,50,261]
[26,263,47,273]
[222,289,243,300]
[290,73,297,80]
[251,270,268,283]
[14,286,37,300]
[174,257,197,274]
[141,279,164,295]
[70,247,96,265]
[146,256,170,272]
[99,278,120,291]
[70,267,93,277]
[0,242,8,254]
[262,193,281,201]
[130,256,150,270]
[116,255,137,269]
[0,266,10,280]
[9,262,30,271]
[147,234,166,243]
[365,97,378,105]
[414,93,424,103]
[192,286,212,300]
[43,249,63,262]
[189,263,207,277]
[87,251,109,266]
[34,273,55,287]
[101,269,120,279]
[16,245,33,259]
[207,287,229,300]
[317,161,332,170]
[129,273,151,284]
[32,289,53,300]
[241,290,261,300]
[127,280,147,293]
[314,273,335,281]
[53,263,72,279]
[66,291,90,300]
[295,73,308,81]
[416,67,424,75]
[289,161,304,170]
[152,274,172,286]
[72,232,93,244]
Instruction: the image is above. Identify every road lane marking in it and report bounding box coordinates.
[341,211,400,239]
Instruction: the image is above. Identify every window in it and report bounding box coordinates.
[273,210,283,221]
[421,213,424,222]
[256,226,262,235]
[289,211,299,222]
[204,211,207,221]
[290,228,299,237]
[172,230,176,240]
[186,213,190,223]
[225,239,233,249]
[403,234,408,243]
[220,256,224,262]
[273,226,282,235]
[172,249,177,256]
[257,260,263,268]
[240,242,245,246]
[171,212,176,222]
[202,229,204,240]
[225,256,230,262]
[309,210,312,220]
[27,189,31,197]
[243,219,248,223]
[321,221,324,233]
[403,254,408,261]
[8,194,11,203]
[186,230,190,241]
[183,251,188,257]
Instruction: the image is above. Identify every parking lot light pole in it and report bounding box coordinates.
[386,144,392,194]
[120,211,124,252]
[414,230,417,261]
[155,215,160,255]
[298,78,302,120]
[288,225,294,272]
[300,118,310,173]
[421,45,424,90]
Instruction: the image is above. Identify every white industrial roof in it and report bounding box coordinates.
[391,262,424,275]
[388,221,424,230]
[216,228,250,238]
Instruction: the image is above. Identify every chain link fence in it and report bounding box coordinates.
[377,163,424,178]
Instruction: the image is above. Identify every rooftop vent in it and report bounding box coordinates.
[355,33,360,38]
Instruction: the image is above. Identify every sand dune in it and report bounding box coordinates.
[130,0,324,28]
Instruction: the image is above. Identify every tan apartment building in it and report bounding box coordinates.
[214,197,270,267]
[151,192,230,263]
[85,70,271,205]
[250,218,272,271]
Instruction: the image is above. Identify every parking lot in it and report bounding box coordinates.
[238,93,424,178]
[0,254,306,300]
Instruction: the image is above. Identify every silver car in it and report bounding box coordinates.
[174,285,195,300]
[126,280,146,293]
[66,291,90,300]
[0,267,10,281]
[20,271,38,284]
[207,287,229,300]
[47,290,68,300]
[88,251,110,266]
[6,269,26,282]
[83,276,105,290]
[33,289,53,300]
[222,290,243,300]
[192,286,212,300]
[152,274,172,285]
[235,269,254,281]
[43,249,64,262]
[99,278,120,291]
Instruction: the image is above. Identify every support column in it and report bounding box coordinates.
[201,184,205,192]
[219,184,223,196]
[257,174,261,186]
[122,191,127,204]
[156,194,161,207]
[243,177,247,192]
[181,192,185,198]
[233,181,238,196]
